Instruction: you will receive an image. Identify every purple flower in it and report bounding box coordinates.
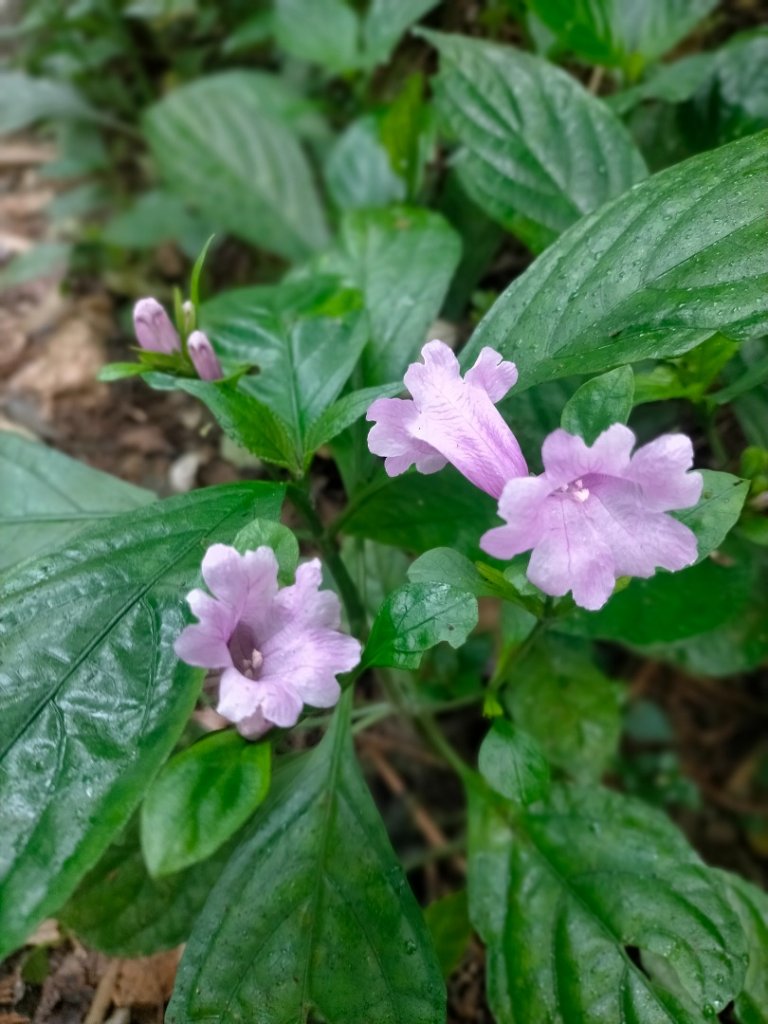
[366,340,527,498]
[133,297,181,354]
[481,425,703,611]
[188,330,223,381]
[174,544,361,738]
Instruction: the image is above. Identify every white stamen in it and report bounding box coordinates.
[240,649,264,679]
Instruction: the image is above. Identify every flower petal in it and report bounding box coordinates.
[268,559,342,633]
[260,627,360,707]
[403,340,527,497]
[258,681,304,728]
[201,544,250,612]
[626,434,703,511]
[480,476,552,559]
[174,623,232,668]
[526,496,617,610]
[464,347,518,403]
[542,425,635,487]
[367,396,448,477]
[217,666,263,721]
[236,709,272,740]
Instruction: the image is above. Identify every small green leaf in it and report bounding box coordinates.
[362,582,478,670]
[324,116,405,211]
[98,361,153,381]
[408,547,542,613]
[233,519,299,584]
[560,366,635,443]
[469,781,747,1023]
[363,0,440,68]
[304,383,402,461]
[424,890,471,979]
[676,469,749,562]
[167,695,445,1024]
[141,731,271,878]
[273,0,361,73]
[425,32,646,240]
[0,481,284,960]
[0,432,154,573]
[478,719,550,805]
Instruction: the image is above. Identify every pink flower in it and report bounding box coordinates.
[188,330,223,381]
[174,544,361,738]
[481,425,703,611]
[366,340,527,498]
[133,298,181,354]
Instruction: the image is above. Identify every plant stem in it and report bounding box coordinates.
[417,713,474,783]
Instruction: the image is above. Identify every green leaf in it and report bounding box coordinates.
[0,481,284,959]
[101,189,210,254]
[363,0,440,68]
[464,131,768,388]
[607,52,717,116]
[408,547,541,613]
[675,469,749,563]
[326,206,461,385]
[362,582,478,670]
[716,869,768,1024]
[424,890,471,979]
[304,383,402,459]
[273,0,361,73]
[469,782,747,1023]
[339,469,498,556]
[233,519,299,585]
[0,242,71,288]
[144,71,329,260]
[141,731,271,877]
[504,636,622,781]
[324,116,406,211]
[379,74,431,200]
[478,719,550,805]
[60,817,239,957]
[528,0,717,74]
[0,432,154,573]
[0,71,95,133]
[426,32,646,239]
[560,366,635,443]
[200,277,366,450]
[166,695,445,1024]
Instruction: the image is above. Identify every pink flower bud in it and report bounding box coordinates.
[133,298,181,354]
[188,330,223,381]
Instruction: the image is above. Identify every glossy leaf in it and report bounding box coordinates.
[478,719,551,805]
[362,582,478,670]
[716,870,768,1024]
[141,731,271,877]
[427,32,646,239]
[324,116,406,211]
[233,519,299,585]
[200,277,367,453]
[0,432,154,573]
[0,481,284,958]
[326,206,461,385]
[469,782,747,1023]
[60,818,238,958]
[560,366,635,443]
[167,695,445,1024]
[144,71,328,260]
[528,0,717,73]
[303,383,402,459]
[464,131,768,388]
[339,469,498,557]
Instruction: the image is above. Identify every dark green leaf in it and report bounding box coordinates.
[325,206,461,385]
[304,383,402,460]
[167,695,445,1024]
[560,366,634,443]
[362,582,478,670]
[716,869,768,1024]
[60,818,238,958]
[273,0,360,72]
[340,468,497,556]
[0,481,284,958]
[607,53,717,116]
[324,116,405,211]
[408,547,540,612]
[675,469,749,563]
[0,432,154,573]
[426,32,646,238]
[144,72,329,260]
[141,731,271,877]
[424,890,471,979]
[233,519,299,584]
[504,636,622,780]
[464,131,768,388]
[478,719,550,805]
[469,782,747,1022]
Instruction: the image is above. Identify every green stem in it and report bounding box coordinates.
[417,713,474,783]
[287,483,367,638]
[487,617,547,703]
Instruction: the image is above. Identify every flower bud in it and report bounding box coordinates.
[181,299,196,335]
[133,298,181,354]
[188,330,223,381]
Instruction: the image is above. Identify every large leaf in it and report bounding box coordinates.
[167,695,445,1024]
[427,32,646,240]
[324,116,406,211]
[200,277,367,453]
[0,481,284,958]
[528,0,718,74]
[464,131,768,388]
[59,818,238,958]
[144,72,328,260]
[716,870,768,1024]
[0,433,154,574]
[324,206,461,385]
[469,781,747,1023]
